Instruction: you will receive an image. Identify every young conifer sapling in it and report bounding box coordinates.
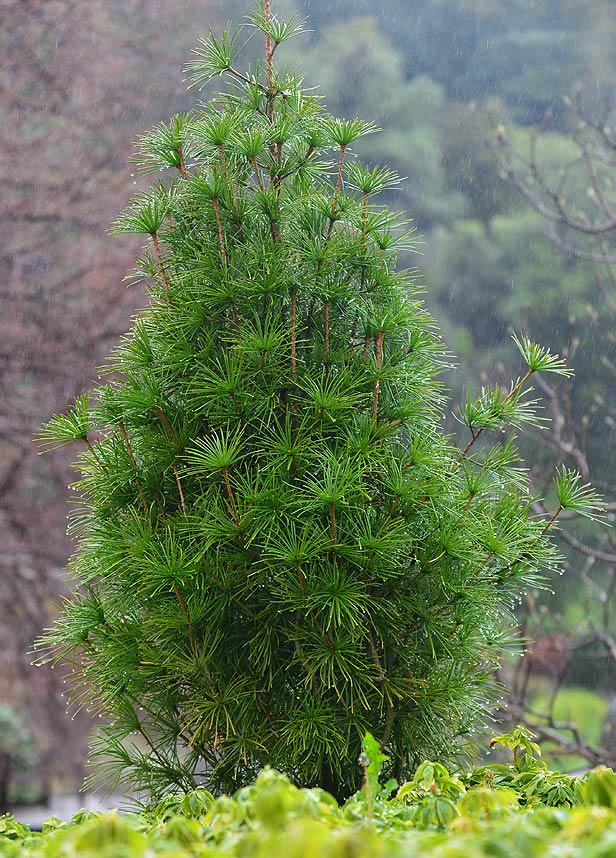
[36,1,602,803]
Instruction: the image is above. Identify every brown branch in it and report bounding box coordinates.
[228,299,240,332]
[350,311,359,344]
[155,406,187,514]
[367,629,385,682]
[329,502,336,547]
[543,224,616,264]
[84,437,108,474]
[226,65,261,87]
[578,630,616,665]
[223,465,239,525]
[360,191,369,290]
[278,144,314,181]
[557,527,616,564]
[263,0,274,111]
[491,128,616,235]
[212,196,227,264]
[155,406,178,443]
[290,288,297,380]
[173,582,200,661]
[177,146,188,179]
[207,563,261,622]
[361,190,369,237]
[541,503,563,536]
[326,144,347,240]
[335,144,346,196]
[382,704,396,748]
[533,374,590,478]
[151,231,171,308]
[251,155,265,192]
[324,300,330,364]
[173,464,187,515]
[570,94,616,153]
[118,421,149,514]
[581,142,616,224]
[218,143,227,175]
[590,253,616,314]
[229,388,242,414]
[503,700,614,767]
[372,330,385,420]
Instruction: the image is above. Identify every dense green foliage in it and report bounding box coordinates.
[6,731,616,857]
[36,2,602,803]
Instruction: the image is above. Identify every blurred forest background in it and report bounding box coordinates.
[3,0,616,804]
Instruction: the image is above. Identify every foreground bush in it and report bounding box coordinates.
[5,732,616,857]
[35,0,601,802]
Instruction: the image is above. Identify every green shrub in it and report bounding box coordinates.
[5,732,616,857]
[36,1,600,802]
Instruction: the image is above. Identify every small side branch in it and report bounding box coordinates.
[155,406,178,443]
[155,407,187,515]
[212,197,227,264]
[361,190,369,289]
[324,300,330,365]
[541,503,563,536]
[295,558,307,598]
[251,156,265,192]
[173,464,187,515]
[335,144,346,196]
[329,502,336,547]
[119,421,149,514]
[263,0,274,109]
[290,288,297,380]
[372,330,385,420]
[326,144,347,240]
[176,146,188,179]
[459,366,533,461]
[151,231,171,308]
[84,437,108,474]
[362,334,371,363]
[223,465,239,525]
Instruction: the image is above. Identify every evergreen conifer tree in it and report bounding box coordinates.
[36,1,601,802]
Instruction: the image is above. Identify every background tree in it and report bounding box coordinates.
[478,93,616,764]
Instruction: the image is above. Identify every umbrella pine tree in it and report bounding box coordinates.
[36,2,601,802]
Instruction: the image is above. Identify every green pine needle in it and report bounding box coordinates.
[110,185,171,235]
[512,333,574,377]
[185,29,237,90]
[553,466,605,521]
[36,394,92,452]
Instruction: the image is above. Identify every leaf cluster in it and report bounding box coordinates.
[5,732,616,858]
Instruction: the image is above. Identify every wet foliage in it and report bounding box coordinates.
[4,730,616,857]
[33,3,600,802]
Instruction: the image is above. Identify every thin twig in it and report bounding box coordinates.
[119,421,149,513]
[290,288,297,380]
[372,330,385,420]
[212,196,227,264]
[151,231,171,308]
